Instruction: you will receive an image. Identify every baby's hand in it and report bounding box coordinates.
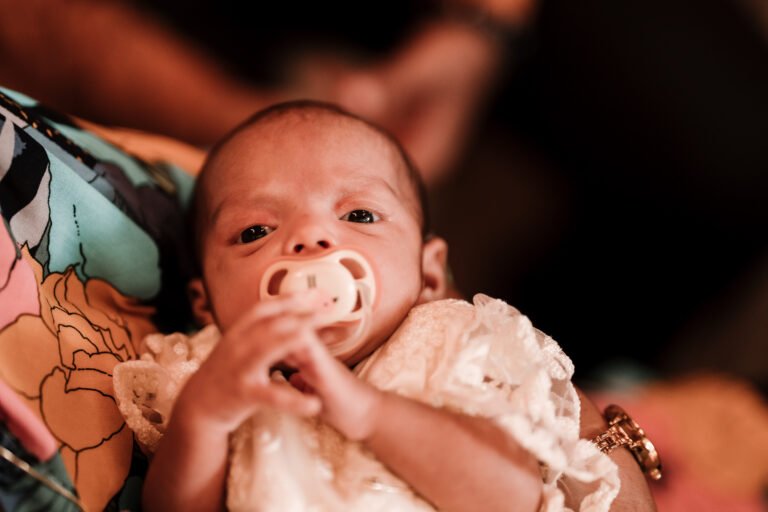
[173,294,325,434]
[284,338,383,442]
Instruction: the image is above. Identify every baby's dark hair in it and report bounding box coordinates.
[189,100,430,273]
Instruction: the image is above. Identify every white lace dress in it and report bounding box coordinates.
[113,295,619,511]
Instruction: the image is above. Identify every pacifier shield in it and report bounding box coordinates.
[259,249,376,326]
[278,260,357,323]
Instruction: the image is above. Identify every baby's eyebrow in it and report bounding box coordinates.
[337,175,401,200]
[209,194,282,227]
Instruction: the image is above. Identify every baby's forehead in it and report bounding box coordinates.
[234,110,397,157]
[211,111,411,188]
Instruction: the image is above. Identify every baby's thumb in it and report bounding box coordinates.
[262,380,321,417]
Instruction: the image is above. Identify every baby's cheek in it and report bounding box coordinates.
[376,285,418,335]
[208,281,260,331]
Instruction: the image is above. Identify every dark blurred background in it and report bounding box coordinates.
[431,0,768,390]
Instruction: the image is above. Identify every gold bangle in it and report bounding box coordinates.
[591,404,662,481]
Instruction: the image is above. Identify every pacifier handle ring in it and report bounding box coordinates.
[330,249,377,311]
[327,281,373,357]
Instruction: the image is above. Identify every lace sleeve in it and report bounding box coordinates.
[112,325,219,453]
[356,295,619,511]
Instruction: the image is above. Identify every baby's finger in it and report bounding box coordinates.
[253,383,321,417]
[282,353,300,368]
[285,339,346,393]
[220,316,300,366]
[240,324,320,376]
[229,292,328,336]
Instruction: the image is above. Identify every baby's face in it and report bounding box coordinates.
[195,113,428,364]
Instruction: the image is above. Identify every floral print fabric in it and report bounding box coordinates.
[0,86,193,511]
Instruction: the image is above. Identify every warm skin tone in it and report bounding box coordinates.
[143,109,655,511]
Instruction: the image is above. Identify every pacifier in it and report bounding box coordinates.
[259,249,377,354]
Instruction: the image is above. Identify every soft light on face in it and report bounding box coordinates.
[196,111,426,365]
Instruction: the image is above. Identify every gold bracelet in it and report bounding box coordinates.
[591,404,662,480]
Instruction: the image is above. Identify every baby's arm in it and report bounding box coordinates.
[143,398,230,511]
[363,390,543,511]
[142,295,323,511]
[291,343,543,511]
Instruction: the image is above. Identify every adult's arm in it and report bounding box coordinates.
[573,388,657,511]
[0,0,277,145]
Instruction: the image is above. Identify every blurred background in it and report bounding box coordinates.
[1,0,767,508]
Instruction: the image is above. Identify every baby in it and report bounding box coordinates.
[114,101,634,511]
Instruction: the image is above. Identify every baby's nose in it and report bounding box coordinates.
[292,239,331,254]
[284,217,338,256]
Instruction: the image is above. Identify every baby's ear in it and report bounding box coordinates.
[188,278,215,326]
[418,236,449,304]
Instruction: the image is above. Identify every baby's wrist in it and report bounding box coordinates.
[340,385,386,442]
[171,386,241,437]
[158,403,230,466]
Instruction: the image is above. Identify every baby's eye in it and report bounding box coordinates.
[239,225,273,244]
[341,209,379,224]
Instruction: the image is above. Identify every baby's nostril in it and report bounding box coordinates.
[294,244,304,253]
[317,240,330,248]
